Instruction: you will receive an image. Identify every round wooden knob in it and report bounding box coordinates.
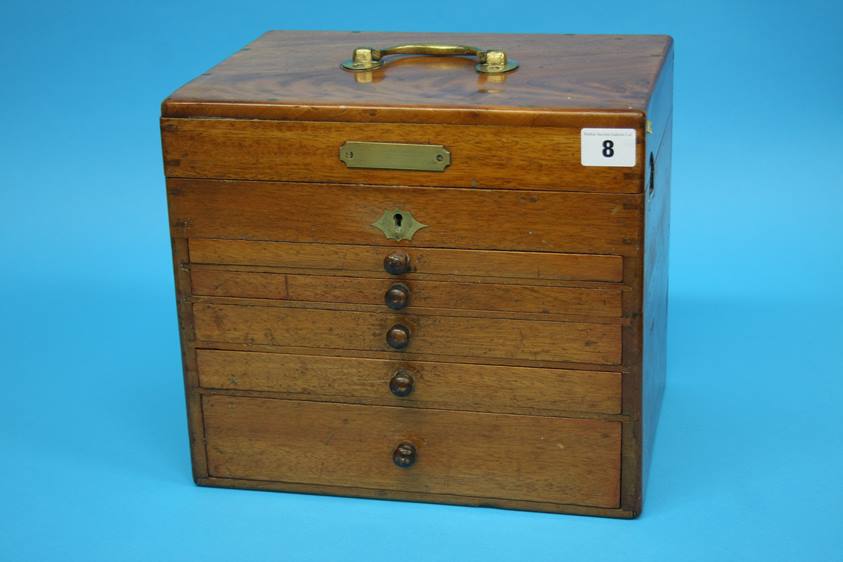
[386,324,411,349]
[392,442,417,468]
[383,251,411,275]
[389,369,415,397]
[385,283,410,310]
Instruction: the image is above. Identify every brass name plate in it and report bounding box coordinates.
[339,141,451,172]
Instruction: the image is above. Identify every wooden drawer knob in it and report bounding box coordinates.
[385,283,411,310]
[392,442,417,468]
[389,369,415,397]
[386,324,411,349]
[384,251,411,275]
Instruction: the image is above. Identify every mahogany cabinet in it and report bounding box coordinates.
[161,31,673,517]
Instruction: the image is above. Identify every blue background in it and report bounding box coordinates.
[1,1,841,560]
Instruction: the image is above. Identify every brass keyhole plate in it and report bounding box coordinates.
[372,209,428,241]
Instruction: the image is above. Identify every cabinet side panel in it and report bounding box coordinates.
[642,46,673,501]
[170,218,208,479]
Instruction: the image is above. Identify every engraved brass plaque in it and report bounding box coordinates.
[372,209,428,241]
[340,141,451,172]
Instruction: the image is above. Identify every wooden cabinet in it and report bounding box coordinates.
[162,30,673,518]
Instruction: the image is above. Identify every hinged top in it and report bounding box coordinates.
[163,31,672,126]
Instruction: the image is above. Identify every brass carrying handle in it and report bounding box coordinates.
[341,44,519,74]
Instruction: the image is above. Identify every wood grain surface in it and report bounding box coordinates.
[162,119,645,192]
[196,349,622,415]
[203,395,622,508]
[168,179,643,257]
[188,239,624,283]
[641,47,673,506]
[169,238,207,479]
[196,476,636,517]
[192,303,621,365]
[162,31,670,128]
[190,269,622,317]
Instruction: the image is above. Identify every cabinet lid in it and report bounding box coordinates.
[162,31,671,127]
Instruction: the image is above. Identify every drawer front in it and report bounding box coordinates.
[192,303,622,365]
[197,350,622,415]
[191,269,623,318]
[168,179,642,257]
[203,395,622,508]
[162,119,643,193]
[189,239,623,283]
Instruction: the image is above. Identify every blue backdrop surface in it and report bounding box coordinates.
[1,1,841,561]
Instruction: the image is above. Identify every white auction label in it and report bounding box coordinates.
[580,128,637,167]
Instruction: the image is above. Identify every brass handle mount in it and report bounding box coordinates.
[341,44,518,74]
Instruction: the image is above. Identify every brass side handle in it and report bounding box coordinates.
[342,44,518,74]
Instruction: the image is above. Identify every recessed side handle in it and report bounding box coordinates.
[341,44,518,74]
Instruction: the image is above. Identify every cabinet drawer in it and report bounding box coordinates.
[192,303,622,365]
[191,269,622,318]
[196,350,622,415]
[168,178,642,257]
[189,239,623,283]
[203,395,622,508]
